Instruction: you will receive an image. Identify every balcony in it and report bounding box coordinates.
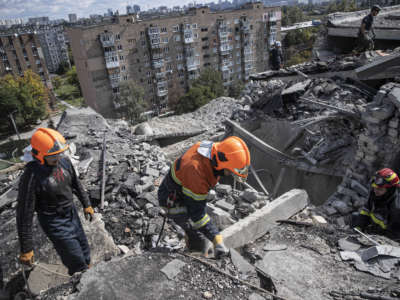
[244,47,252,55]
[220,61,233,72]
[219,44,233,55]
[157,80,167,88]
[245,64,253,71]
[186,58,200,71]
[105,57,119,69]
[100,33,115,48]
[244,56,253,62]
[183,29,194,44]
[157,88,168,97]
[148,27,160,35]
[156,71,167,79]
[218,30,229,38]
[152,59,164,69]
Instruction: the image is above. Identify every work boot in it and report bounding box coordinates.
[185,233,212,257]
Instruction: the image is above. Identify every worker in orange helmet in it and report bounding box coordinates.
[17,128,94,275]
[352,168,400,239]
[158,136,251,257]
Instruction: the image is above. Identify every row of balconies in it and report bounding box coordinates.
[105,55,119,69]
[186,57,200,71]
[100,33,115,48]
[183,29,194,44]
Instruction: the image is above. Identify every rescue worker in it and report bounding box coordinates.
[352,168,400,239]
[17,128,94,276]
[158,136,250,258]
[354,5,381,53]
[270,41,284,71]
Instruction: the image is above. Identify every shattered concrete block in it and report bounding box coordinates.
[222,189,308,249]
[323,206,337,216]
[134,181,153,194]
[312,215,327,224]
[387,87,400,109]
[338,237,361,251]
[160,259,186,280]
[215,184,232,195]
[350,180,369,197]
[118,245,130,254]
[389,119,399,129]
[215,200,235,213]
[331,200,352,215]
[361,245,400,261]
[27,263,69,295]
[336,216,346,227]
[140,176,153,185]
[230,248,256,275]
[352,196,367,208]
[207,204,235,230]
[144,166,160,178]
[373,90,387,104]
[135,122,154,135]
[240,189,258,203]
[207,190,216,201]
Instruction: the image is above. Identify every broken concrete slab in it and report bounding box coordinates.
[361,245,400,261]
[0,187,17,209]
[230,248,255,275]
[27,263,69,295]
[338,237,361,252]
[281,79,312,96]
[160,259,186,280]
[215,200,235,213]
[215,184,232,195]
[249,293,268,300]
[207,204,235,230]
[221,189,309,249]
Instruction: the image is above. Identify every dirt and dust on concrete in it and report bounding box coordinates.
[1,48,400,299]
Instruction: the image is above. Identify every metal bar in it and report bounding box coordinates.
[100,132,106,210]
[249,165,269,196]
[299,97,359,118]
[354,228,380,246]
[272,167,286,198]
[9,112,21,141]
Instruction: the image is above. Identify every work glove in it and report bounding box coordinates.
[213,234,229,259]
[19,250,34,266]
[84,206,94,222]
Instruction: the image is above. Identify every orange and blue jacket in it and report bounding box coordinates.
[158,142,220,241]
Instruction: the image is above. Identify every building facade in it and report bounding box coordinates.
[0,31,50,85]
[37,25,70,73]
[68,2,281,117]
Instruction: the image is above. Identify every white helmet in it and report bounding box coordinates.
[275,41,281,47]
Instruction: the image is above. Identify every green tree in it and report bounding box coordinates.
[175,85,214,114]
[115,81,148,125]
[52,76,62,89]
[65,66,82,96]
[0,70,48,131]
[228,80,244,99]
[192,68,224,98]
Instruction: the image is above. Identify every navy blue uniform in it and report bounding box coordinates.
[17,156,91,275]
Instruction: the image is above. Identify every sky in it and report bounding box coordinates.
[0,0,200,20]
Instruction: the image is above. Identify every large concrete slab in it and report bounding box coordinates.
[221,189,309,249]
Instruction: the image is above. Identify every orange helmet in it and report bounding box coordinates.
[371,168,400,188]
[31,128,69,164]
[211,136,250,181]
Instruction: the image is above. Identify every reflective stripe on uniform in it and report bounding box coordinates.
[170,161,182,186]
[182,186,207,201]
[370,213,387,230]
[193,213,210,229]
[359,209,387,230]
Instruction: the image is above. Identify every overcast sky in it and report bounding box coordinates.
[0,0,201,20]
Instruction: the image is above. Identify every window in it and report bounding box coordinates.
[117,45,122,50]
[164,47,169,53]
[194,33,198,39]
[204,62,211,67]
[203,54,210,58]
[140,31,145,36]
[202,45,209,50]
[116,34,120,40]
[148,79,152,84]
[120,55,124,60]
[172,25,179,32]
[185,24,191,29]
[128,38,136,43]
[175,35,181,42]
[162,37,168,43]
[123,75,128,80]
[136,58,140,63]
[121,65,126,70]
[147,71,151,77]
[192,24,197,29]
[161,27,167,33]
[201,37,208,41]
[180,80,185,85]
[201,27,208,32]
[141,40,146,46]
[176,53,183,60]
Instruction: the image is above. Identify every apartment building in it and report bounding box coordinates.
[0,30,50,85]
[67,2,281,117]
[37,25,70,73]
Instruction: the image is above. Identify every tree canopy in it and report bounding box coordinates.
[0,70,48,132]
[174,68,224,114]
[115,80,148,125]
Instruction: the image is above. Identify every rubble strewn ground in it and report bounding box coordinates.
[1,50,400,299]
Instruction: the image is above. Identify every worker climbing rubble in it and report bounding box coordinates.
[158,136,251,258]
[351,168,400,239]
[16,128,94,276]
[354,5,381,53]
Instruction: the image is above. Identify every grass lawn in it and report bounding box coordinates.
[53,76,86,108]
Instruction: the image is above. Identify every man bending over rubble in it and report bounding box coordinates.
[354,5,381,53]
[352,168,400,239]
[158,136,251,257]
[17,128,94,275]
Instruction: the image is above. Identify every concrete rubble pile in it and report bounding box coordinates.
[324,83,400,224]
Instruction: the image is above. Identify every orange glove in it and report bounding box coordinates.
[19,250,34,266]
[84,206,94,222]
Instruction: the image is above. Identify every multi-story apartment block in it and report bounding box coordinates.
[0,30,50,85]
[67,2,281,117]
[37,25,70,73]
